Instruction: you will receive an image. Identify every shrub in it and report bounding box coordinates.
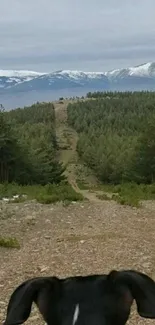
[0,236,20,248]
[0,182,84,204]
[96,193,111,200]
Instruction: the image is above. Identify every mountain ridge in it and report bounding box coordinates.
[0,62,155,109]
[1,61,155,81]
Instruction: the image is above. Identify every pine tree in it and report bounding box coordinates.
[132,116,155,183]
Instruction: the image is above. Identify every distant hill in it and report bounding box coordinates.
[0,62,155,109]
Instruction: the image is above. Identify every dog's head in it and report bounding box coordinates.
[3,269,155,325]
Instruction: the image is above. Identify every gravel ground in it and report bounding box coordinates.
[0,199,155,325]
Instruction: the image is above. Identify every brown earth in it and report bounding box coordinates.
[1,199,155,325]
[0,101,155,325]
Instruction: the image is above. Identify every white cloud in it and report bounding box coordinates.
[0,0,155,71]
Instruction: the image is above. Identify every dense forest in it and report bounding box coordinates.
[67,91,155,184]
[0,103,65,185]
[1,91,155,187]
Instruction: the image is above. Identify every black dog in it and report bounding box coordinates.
[3,269,155,325]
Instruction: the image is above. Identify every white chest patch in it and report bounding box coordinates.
[72,304,80,325]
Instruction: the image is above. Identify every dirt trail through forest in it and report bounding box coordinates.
[0,101,155,325]
[54,101,106,202]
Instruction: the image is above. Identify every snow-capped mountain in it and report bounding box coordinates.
[105,62,155,91]
[0,62,155,92]
[0,69,109,92]
[105,62,155,79]
[0,70,46,89]
[0,62,155,109]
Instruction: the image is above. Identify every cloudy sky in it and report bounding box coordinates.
[0,0,155,72]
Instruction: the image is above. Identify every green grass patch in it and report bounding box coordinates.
[76,180,89,190]
[91,182,155,207]
[0,236,20,249]
[96,193,111,201]
[0,182,83,204]
[112,194,140,208]
[62,199,71,207]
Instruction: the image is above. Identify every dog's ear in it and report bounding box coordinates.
[3,276,60,325]
[108,269,155,319]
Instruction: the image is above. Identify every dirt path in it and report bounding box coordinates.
[54,101,104,202]
[55,101,79,171]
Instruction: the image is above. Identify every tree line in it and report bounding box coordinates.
[0,102,65,185]
[67,91,155,184]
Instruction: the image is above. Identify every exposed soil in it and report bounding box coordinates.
[1,199,155,325]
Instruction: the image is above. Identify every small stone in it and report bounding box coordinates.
[41,267,49,273]
[2,198,9,202]
[13,195,19,199]
[0,301,6,305]
[56,238,62,242]
[80,240,85,244]
[37,266,49,273]
[25,215,36,221]
[45,236,51,239]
